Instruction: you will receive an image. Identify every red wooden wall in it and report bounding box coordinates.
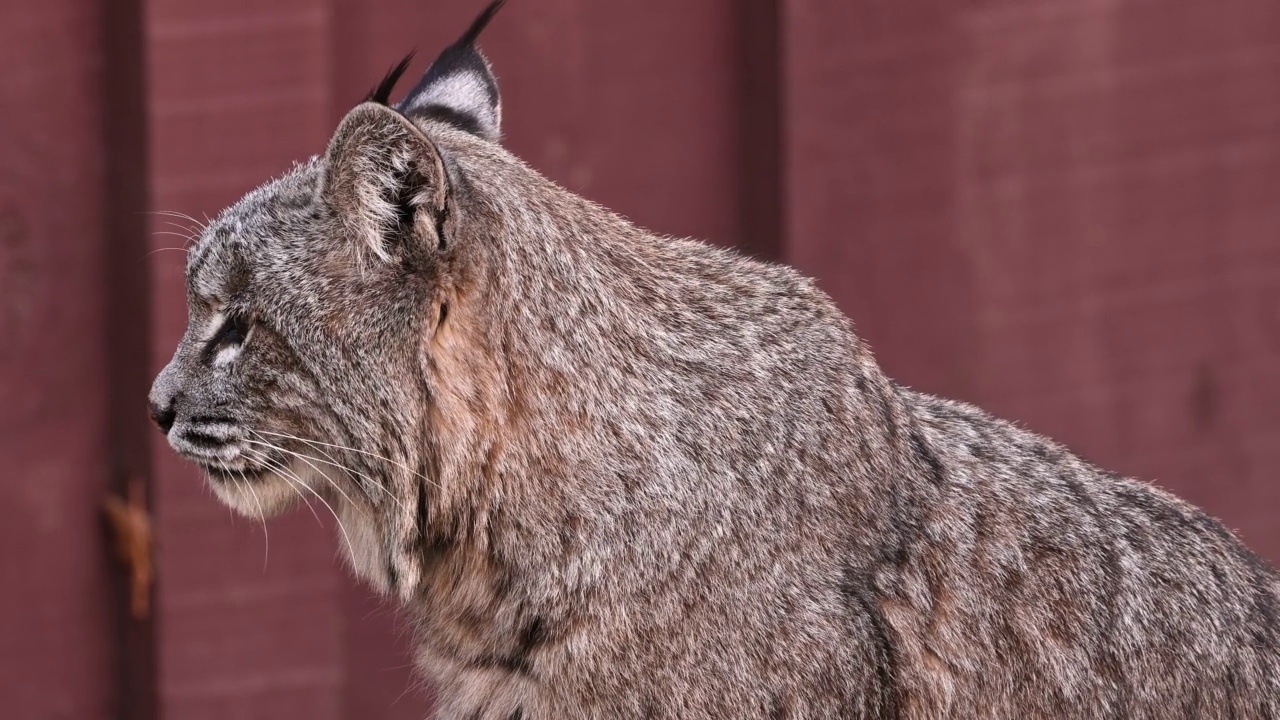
[784,0,1280,558]
[1,1,114,718]
[1,1,1277,718]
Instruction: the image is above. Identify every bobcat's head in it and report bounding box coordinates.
[148,1,511,596]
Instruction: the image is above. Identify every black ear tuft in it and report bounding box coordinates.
[366,52,416,106]
[397,0,507,142]
[457,0,507,47]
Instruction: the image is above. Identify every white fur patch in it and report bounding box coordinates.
[203,311,226,340]
[403,71,501,140]
[213,344,240,367]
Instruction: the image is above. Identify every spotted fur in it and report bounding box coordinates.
[150,4,1279,718]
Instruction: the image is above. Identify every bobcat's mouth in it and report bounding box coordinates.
[167,417,293,485]
[196,443,292,485]
[200,460,272,484]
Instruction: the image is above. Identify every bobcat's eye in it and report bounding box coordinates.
[214,312,249,344]
[204,311,252,363]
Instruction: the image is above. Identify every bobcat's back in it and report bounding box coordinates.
[883,391,1280,717]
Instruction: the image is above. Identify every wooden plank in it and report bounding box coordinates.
[0,0,116,718]
[737,0,784,262]
[103,0,161,715]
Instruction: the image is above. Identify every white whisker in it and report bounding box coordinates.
[244,447,323,527]
[149,211,208,248]
[147,246,192,258]
[238,467,270,571]
[249,429,409,511]
[149,209,208,231]
[247,437,358,511]
[157,220,201,237]
[255,428,439,491]
[245,441,355,559]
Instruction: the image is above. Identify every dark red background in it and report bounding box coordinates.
[2,1,1277,718]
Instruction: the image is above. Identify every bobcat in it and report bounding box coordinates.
[148,2,1280,717]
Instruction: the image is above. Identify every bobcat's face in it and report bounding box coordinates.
[149,159,439,518]
[148,0,506,579]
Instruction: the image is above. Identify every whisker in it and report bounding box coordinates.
[314,449,401,509]
[237,467,270,571]
[150,211,208,248]
[247,437,359,512]
[157,219,201,235]
[150,231,197,242]
[149,210,208,231]
[255,429,439,491]
[245,434,356,506]
[255,451,337,541]
[245,441,356,559]
[243,447,323,528]
[249,429,409,511]
[146,246,192,258]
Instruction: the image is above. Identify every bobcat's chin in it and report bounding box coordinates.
[203,459,308,519]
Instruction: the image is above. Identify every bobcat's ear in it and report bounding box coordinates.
[322,102,449,262]
[397,0,506,142]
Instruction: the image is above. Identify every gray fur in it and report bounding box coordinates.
[151,31,1280,720]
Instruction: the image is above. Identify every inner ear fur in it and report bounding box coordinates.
[323,102,449,262]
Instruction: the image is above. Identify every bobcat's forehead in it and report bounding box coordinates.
[185,157,326,302]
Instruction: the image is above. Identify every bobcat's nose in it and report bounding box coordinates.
[150,399,176,435]
[150,358,183,435]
